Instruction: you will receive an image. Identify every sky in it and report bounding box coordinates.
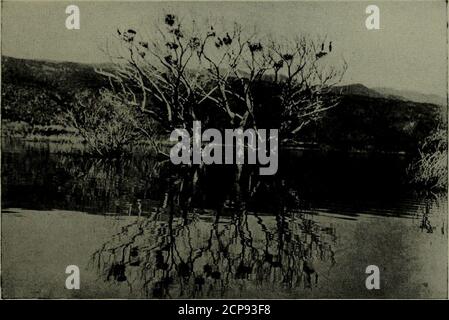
[1,0,447,97]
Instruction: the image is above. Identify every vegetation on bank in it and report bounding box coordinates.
[409,128,447,192]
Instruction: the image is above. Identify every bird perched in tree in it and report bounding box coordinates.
[223,32,232,45]
[139,41,149,49]
[329,41,332,53]
[315,51,327,59]
[316,42,328,59]
[122,29,136,42]
[215,37,223,48]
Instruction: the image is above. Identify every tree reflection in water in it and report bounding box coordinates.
[4,142,444,297]
[90,167,338,298]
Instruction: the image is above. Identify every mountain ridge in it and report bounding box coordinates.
[1,56,445,155]
[373,86,446,107]
[2,55,445,107]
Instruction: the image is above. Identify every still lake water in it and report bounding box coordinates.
[1,138,447,298]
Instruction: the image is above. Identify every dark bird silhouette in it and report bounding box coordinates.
[315,51,327,59]
[123,29,136,42]
[329,41,332,52]
[223,32,232,45]
[215,37,223,48]
[321,42,325,51]
[139,41,149,49]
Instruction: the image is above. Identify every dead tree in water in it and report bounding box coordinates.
[95,14,346,202]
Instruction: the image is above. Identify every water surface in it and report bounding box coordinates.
[1,139,447,298]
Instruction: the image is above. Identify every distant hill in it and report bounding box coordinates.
[1,56,446,154]
[335,83,446,107]
[1,56,110,125]
[373,87,446,107]
[334,83,384,99]
[1,56,109,92]
[300,93,444,154]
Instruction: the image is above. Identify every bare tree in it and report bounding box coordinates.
[96,13,346,140]
[96,14,214,131]
[268,35,347,142]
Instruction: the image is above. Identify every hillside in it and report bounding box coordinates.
[374,87,446,107]
[1,56,110,125]
[302,93,444,154]
[1,56,109,92]
[1,56,446,154]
